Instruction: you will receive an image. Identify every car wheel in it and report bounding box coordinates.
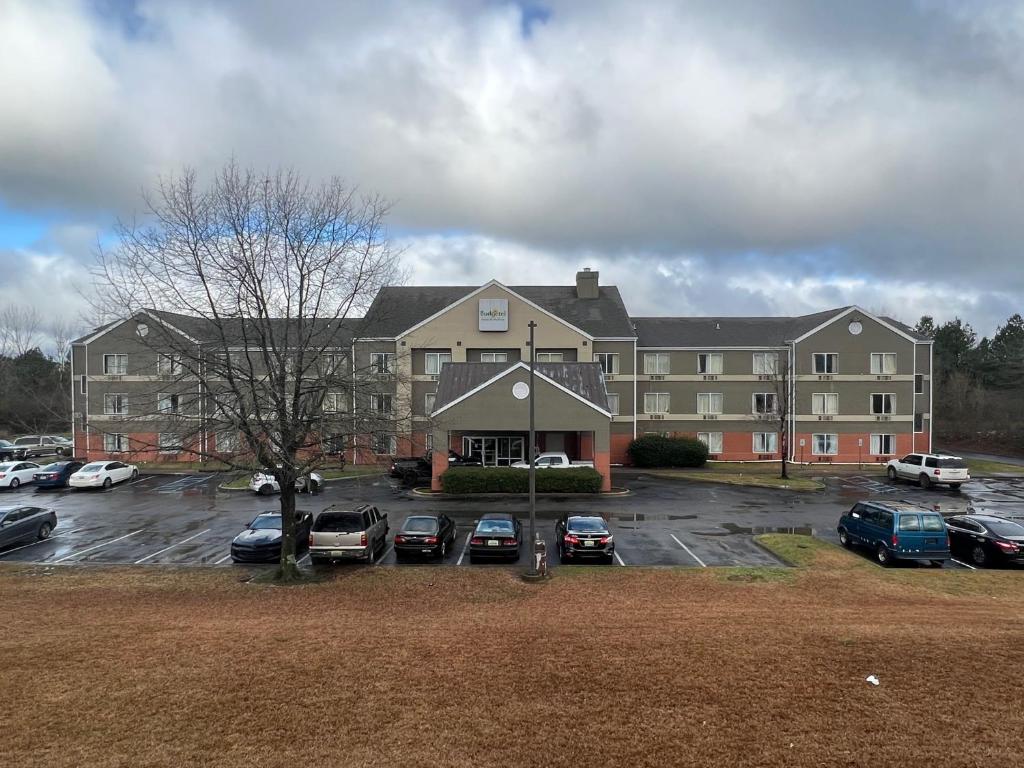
[258,484,274,496]
[102,477,112,489]
[10,478,19,489]
[309,480,319,494]
[604,553,615,565]
[838,528,851,548]
[37,522,52,540]
[876,544,892,567]
[887,467,897,482]
[971,544,987,567]
[918,474,931,489]
[131,469,139,480]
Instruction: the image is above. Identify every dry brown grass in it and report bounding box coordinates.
[2,550,1023,768]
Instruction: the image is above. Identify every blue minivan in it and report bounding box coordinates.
[837,501,950,567]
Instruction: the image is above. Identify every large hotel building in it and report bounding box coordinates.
[71,269,933,489]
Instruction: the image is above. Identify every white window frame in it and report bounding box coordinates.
[536,352,564,363]
[424,352,452,375]
[870,393,896,415]
[643,392,669,414]
[157,392,180,414]
[156,354,183,376]
[696,392,723,415]
[812,353,838,374]
[324,353,348,374]
[103,433,127,452]
[697,352,723,375]
[158,432,182,453]
[371,352,395,375]
[79,375,87,395]
[870,434,895,455]
[811,393,838,415]
[103,354,127,375]
[914,413,925,433]
[216,431,239,453]
[752,393,776,414]
[812,433,839,455]
[753,432,778,453]
[480,352,509,363]
[425,433,433,452]
[697,431,723,454]
[914,374,924,394]
[371,393,393,414]
[372,434,397,455]
[870,353,897,375]
[424,391,437,414]
[323,391,346,413]
[594,352,619,375]
[606,393,619,415]
[103,393,128,416]
[752,352,779,375]
[643,353,670,375]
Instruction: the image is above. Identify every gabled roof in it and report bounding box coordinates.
[432,362,610,415]
[360,284,635,339]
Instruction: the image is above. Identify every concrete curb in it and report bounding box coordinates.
[409,487,632,500]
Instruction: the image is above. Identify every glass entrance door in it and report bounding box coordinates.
[463,436,525,466]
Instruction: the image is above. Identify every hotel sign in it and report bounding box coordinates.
[478,299,509,331]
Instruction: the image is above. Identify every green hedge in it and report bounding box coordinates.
[627,435,709,468]
[440,467,604,494]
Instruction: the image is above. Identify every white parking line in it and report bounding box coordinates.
[133,529,210,564]
[297,553,310,565]
[53,529,145,563]
[0,529,80,558]
[214,553,233,565]
[670,533,707,567]
[951,559,977,570]
[456,532,472,566]
[613,550,626,566]
[375,545,393,565]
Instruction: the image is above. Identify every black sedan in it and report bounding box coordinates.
[556,514,615,564]
[946,514,1024,567]
[230,510,314,563]
[0,505,57,548]
[32,461,85,490]
[394,514,457,560]
[469,512,521,564]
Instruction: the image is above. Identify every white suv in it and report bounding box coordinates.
[885,453,970,490]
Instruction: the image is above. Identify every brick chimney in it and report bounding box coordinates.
[575,267,599,299]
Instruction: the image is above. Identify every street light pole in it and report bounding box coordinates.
[527,320,538,576]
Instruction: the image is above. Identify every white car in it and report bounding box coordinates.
[247,469,324,496]
[886,453,970,490]
[69,461,139,489]
[0,461,42,489]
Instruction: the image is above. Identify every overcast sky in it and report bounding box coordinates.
[2,0,1023,346]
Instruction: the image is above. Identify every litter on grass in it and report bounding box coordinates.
[866,675,880,686]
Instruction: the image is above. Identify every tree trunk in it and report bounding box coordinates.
[276,478,302,582]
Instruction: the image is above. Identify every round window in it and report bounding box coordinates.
[512,381,530,400]
[136,322,149,337]
[848,320,863,335]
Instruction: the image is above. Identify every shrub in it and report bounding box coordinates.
[627,435,708,468]
[440,466,604,494]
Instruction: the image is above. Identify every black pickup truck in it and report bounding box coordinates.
[389,449,481,485]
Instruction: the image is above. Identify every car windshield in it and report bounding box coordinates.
[80,463,107,472]
[937,458,968,469]
[314,512,365,532]
[403,517,439,533]
[39,463,69,471]
[987,520,1024,537]
[921,515,945,532]
[567,517,607,533]
[476,519,515,534]
[249,515,282,530]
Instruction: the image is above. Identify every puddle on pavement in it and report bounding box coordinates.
[693,523,815,537]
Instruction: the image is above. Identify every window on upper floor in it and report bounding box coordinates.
[371,393,393,414]
[536,352,564,363]
[915,374,924,394]
[752,393,777,414]
[870,353,897,375]
[606,393,619,415]
[643,353,670,375]
[103,393,128,415]
[323,391,347,413]
[697,392,723,414]
[643,393,669,414]
[480,352,508,363]
[371,352,395,375]
[424,392,437,414]
[156,354,183,376]
[870,393,895,414]
[424,352,451,375]
[914,413,924,432]
[594,352,619,375]
[697,353,722,375]
[323,353,348,375]
[813,353,837,374]
[103,354,127,375]
[752,352,779,375]
[811,393,838,415]
[157,393,181,414]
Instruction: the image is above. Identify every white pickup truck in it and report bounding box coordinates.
[511,452,594,469]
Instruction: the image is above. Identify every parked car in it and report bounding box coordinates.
[886,453,970,490]
[389,450,480,483]
[394,514,457,560]
[230,510,314,563]
[247,469,324,496]
[0,505,57,548]
[0,440,20,461]
[0,461,42,489]
[469,512,522,563]
[946,514,1024,567]
[308,504,388,564]
[837,500,950,567]
[511,452,594,469]
[32,461,85,490]
[555,514,615,564]
[68,461,139,489]
[11,436,72,459]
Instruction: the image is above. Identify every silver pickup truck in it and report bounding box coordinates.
[309,504,388,564]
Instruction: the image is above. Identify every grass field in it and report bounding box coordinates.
[3,539,1023,767]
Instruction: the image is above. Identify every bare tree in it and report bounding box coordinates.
[92,163,401,581]
[756,351,792,480]
[0,305,43,357]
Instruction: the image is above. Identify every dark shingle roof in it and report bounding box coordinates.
[361,284,635,338]
[433,362,609,413]
[145,310,360,348]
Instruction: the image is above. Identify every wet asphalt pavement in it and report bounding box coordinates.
[1,469,1023,572]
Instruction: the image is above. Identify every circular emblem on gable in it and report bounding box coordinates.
[848,320,863,336]
[136,322,149,338]
[512,382,530,400]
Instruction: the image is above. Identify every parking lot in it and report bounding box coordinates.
[2,468,1023,571]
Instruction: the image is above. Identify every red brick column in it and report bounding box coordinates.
[580,431,595,461]
[431,438,448,491]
